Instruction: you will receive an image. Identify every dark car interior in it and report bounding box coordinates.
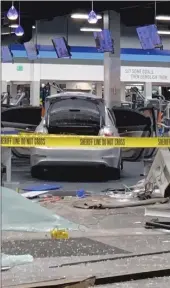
[112,106,157,161]
[47,97,105,136]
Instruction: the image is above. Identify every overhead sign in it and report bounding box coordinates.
[121,66,170,83]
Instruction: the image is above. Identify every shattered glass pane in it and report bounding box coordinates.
[1,187,82,232]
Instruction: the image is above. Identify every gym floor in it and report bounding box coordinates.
[2,159,170,287]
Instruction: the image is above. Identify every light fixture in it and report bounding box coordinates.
[32,25,36,29]
[88,1,98,24]
[71,13,102,20]
[155,15,170,21]
[9,23,19,28]
[7,2,18,20]
[157,30,170,35]
[1,31,15,35]
[80,27,102,32]
[15,25,24,36]
[15,2,24,37]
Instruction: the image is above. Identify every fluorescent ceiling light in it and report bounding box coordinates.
[80,27,102,32]
[71,13,102,20]
[9,24,19,28]
[130,83,144,86]
[158,30,170,35]
[1,31,15,35]
[156,15,170,21]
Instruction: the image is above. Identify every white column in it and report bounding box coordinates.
[103,10,121,108]
[144,82,152,100]
[96,83,103,97]
[10,83,18,96]
[30,81,40,106]
[50,85,57,95]
[120,82,126,102]
[158,86,162,95]
[30,63,40,106]
[1,81,7,93]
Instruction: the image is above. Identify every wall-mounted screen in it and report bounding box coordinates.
[24,42,39,60]
[93,29,114,53]
[52,37,71,58]
[1,46,13,63]
[136,24,162,50]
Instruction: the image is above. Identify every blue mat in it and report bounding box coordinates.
[1,130,19,135]
[22,183,62,192]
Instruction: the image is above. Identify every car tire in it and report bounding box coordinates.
[114,167,121,180]
[31,167,41,179]
[107,167,121,180]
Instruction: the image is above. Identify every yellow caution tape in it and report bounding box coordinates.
[0,134,170,148]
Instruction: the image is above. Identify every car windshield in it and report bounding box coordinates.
[50,99,101,122]
[46,97,105,135]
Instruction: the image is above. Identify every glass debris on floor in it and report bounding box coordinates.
[1,253,34,268]
[2,187,84,232]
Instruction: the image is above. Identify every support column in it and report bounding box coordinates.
[144,82,152,100]
[103,10,121,108]
[96,83,103,97]
[30,81,40,106]
[158,86,162,95]
[1,81,7,93]
[50,85,57,95]
[10,83,18,96]
[30,63,40,106]
[120,82,126,102]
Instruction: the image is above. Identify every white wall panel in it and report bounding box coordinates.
[40,63,103,81]
[2,63,31,82]
[2,63,170,84]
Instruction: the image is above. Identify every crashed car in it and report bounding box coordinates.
[30,92,122,179]
[1,95,157,179]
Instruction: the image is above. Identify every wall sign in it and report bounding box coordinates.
[17,65,23,71]
[121,66,170,83]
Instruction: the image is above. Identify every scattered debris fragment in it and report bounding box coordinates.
[73,197,169,209]
[1,253,33,268]
[50,228,69,239]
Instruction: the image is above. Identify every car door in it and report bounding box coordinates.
[138,106,157,159]
[1,106,42,131]
[1,106,42,157]
[112,107,156,162]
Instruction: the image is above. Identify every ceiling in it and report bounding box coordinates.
[1,1,170,43]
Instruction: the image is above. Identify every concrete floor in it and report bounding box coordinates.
[96,278,170,288]
[2,159,170,287]
[12,158,144,192]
